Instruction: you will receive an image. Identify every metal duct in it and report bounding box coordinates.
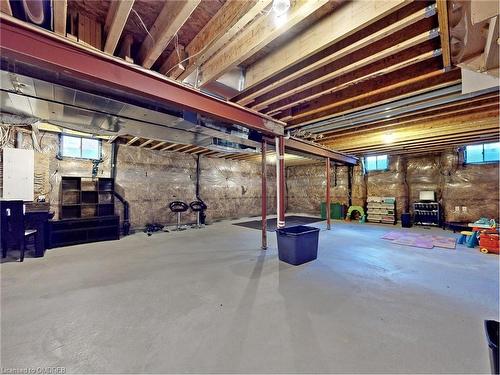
[299,84,499,134]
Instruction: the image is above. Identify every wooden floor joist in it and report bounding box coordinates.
[126,136,140,146]
[258,45,440,115]
[150,141,167,150]
[137,0,201,69]
[319,96,500,140]
[286,68,462,126]
[198,0,331,87]
[242,0,409,90]
[436,0,452,68]
[237,5,437,106]
[163,0,272,79]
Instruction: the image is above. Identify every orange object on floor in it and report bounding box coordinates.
[479,231,500,254]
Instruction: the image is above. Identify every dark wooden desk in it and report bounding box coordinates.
[25,210,54,257]
[1,201,53,258]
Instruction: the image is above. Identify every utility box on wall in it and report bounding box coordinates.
[2,148,34,201]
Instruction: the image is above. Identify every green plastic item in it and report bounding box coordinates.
[320,202,345,220]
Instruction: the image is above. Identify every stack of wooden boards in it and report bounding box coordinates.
[367,197,396,224]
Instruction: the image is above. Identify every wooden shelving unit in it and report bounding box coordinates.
[50,177,119,248]
[367,196,396,224]
[60,177,115,219]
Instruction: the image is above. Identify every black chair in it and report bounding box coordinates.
[169,201,189,231]
[189,200,207,229]
[1,200,37,262]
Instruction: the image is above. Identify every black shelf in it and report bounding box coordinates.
[60,177,115,219]
[52,177,119,248]
[48,216,120,248]
[413,202,442,227]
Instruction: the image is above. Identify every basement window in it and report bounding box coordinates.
[465,142,500,164]
[364,155,388,172]
[60,135,101,160]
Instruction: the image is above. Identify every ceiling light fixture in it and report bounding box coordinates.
[383,133,396,144]
[272,0,291,15]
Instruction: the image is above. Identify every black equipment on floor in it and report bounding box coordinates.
[1,200,37,262]
[169,201,189,231]
[190,200,207,228]
[413,201,442,227]
[401,213,412,228]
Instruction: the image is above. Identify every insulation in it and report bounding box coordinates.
[366,155,408,218]
[351,164,367,207]
[406,154,442,206]
[286,149,499,223]
[441,149,499,222]
[115,144,276,229]
[286,163,349,214]
[286,164,325,214]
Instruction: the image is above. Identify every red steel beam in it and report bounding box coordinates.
[261,140,267,250]
[0,18,284,136]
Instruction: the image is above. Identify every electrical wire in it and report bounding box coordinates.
[164,2,275,78]
[131,8,154,44]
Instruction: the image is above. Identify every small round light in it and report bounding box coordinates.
[272,0,291,15]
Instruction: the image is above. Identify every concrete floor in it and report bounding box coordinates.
[1,217,498,373]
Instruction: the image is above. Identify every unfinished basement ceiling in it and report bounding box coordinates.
[0,0,498,156]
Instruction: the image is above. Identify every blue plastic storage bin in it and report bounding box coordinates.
[276,225,320,265]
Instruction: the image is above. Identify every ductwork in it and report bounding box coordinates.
[0,70,261,153]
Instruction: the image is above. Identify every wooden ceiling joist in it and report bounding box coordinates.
[160,44,187,78]
[107,134,119,144]
[256,38,440,114]
[103,0,134,54]
[436,0,451,68]
[161,0,272,79]
[327,109,499,142]
[126,136,140,145]
[339,132,500,155]
[320,97,499,140]
[198,0,332,87]
[173,144,193,152]
[53,0,67,36]
[242,0,409,91]
[138,0,201,69]
[138,139,154,148]
[191,148,209,154]
[286,67,462,126]
[236,4,437,106]
[344,135,500,156]
[160,143,179,151]
[150,141,167,150]
[334,125,499,153]
[0,0,12,16]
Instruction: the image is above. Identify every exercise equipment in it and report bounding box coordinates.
[190,200,207,229]
[169,201,189,231]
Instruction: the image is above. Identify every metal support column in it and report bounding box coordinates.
[276,136,286,228]
[326,157,331,230]
[261,140,267,250]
